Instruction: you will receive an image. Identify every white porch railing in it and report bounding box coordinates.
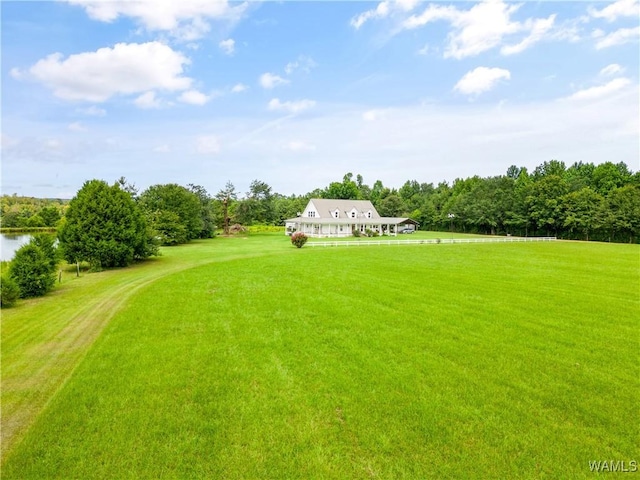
[307,236,557,247]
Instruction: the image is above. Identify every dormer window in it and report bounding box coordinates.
[334,211,339,218]
[366,211,372,219]
[351,211,356,218]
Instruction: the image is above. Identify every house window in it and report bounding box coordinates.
[367,211,372,218]
[351,211,356,218]
[308,211,315,218]
[334,211,339,218]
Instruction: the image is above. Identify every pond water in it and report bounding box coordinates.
[0,234,33,262]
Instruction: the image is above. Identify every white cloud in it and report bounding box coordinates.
[454,67,511,95]
[362,109,386,121]
[417,44,430,55]
[9,67,24,80]
[22,42,192,102]
[501,15,556,55]
[259,73,290,89]
[589,0,640,22]
[6,87,638,200]
[600,63,624,76]
[403,1,555,59]
[396,0,420,12]
[68,122,87,132]
[350,0,419,29]
[134,91,162,109]
[284,55,317,75]
[154,144,171,153]
[66,0,247,41]
[76,106,106,116]
[594,26,640,49]
[44,138,63,150]
[231,83,248,93]
[196,135,221,154]
[566,78,632,101]
[219,38,235,55]
[351,1,392,29]
[284,141,316,152]
[268,98,316,114]
[178,89,210,105]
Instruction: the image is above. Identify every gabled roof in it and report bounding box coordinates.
[308,198,380,219]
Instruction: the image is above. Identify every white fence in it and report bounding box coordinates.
[307,236,557,248]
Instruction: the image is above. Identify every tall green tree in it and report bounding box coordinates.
[188,184,215,238]
[215,181,237,234]
[591,162,631,196]
[378,194,406,217]
[39,206,61,227]
[533,160,566,179]
[600,185,640,243]
[139,184,203,243]
[564,161,595,191]
[526,175,569,236]
[59,179,156,269]
[323,173,361,200]
[369,180,386,209]
[562,187,603,240]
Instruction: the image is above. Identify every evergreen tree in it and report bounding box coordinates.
[59,179,156,269]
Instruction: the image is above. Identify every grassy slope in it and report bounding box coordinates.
[0,235,286,459]
[2,235,639,478]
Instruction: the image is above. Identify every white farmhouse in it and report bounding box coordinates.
[285,198,418,237]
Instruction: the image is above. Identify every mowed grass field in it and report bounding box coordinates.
[1,233,638,478]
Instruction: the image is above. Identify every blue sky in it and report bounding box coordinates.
[2,0,639,199]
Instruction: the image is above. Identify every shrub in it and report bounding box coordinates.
[1,272,20,308]
[291,232,308,248]
[31,233,59,270]
[9,243,56,298]
[352,229,361,238]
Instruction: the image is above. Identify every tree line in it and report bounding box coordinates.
[211,160,640,243]
[2,159,639,244]
[0,195,66,229]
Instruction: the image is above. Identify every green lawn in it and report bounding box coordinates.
[2,234,638,478]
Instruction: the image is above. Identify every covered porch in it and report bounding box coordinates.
[284,218,419,238]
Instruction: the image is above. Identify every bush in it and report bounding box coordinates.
[9,243,56,298]
[291,232,308,248]
[1,273,21,308]
[352,229,361,238]
[31,233,59,270]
